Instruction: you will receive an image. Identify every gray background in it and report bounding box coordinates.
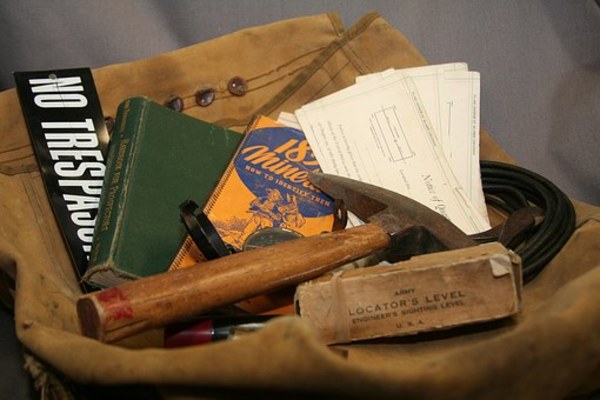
[1,1,599,398]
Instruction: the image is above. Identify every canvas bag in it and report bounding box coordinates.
[1,11,599,399]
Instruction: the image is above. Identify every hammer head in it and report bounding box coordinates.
[309,173,477,260]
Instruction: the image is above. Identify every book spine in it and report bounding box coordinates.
[86,98,146,273]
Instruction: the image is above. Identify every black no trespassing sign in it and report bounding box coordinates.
[14,68,110,283]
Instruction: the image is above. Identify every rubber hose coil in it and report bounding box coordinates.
[480,160,576,283]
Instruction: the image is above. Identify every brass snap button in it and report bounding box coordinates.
[164,95,184,112]
[227,76,247,96]
[195,88,216,107]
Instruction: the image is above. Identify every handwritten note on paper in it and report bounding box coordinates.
[294,73,490,235]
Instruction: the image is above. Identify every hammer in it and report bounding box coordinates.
[77,173,477,343]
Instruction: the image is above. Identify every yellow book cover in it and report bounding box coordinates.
[170,115,335,273]
[205,114,335,251]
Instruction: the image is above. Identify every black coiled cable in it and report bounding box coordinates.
[480,160,576,283]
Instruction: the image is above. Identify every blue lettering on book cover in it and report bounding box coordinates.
[235,127,333,229]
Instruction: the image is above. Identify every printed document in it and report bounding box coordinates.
[293,71,490,234]
[356,63,486,218]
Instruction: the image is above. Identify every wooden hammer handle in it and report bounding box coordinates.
[77,223,390,343]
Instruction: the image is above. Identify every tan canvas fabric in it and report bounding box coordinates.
[1,11,599,399]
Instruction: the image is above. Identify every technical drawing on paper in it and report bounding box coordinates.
[370,105,416,162]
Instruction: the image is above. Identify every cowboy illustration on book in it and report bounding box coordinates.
[238,188,305,243]
[279,194,306,230]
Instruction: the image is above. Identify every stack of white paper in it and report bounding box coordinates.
[280,63,490,235]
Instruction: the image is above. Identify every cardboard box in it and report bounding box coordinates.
[295,242,522,344]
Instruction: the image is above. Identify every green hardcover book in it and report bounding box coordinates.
[84,97,242,288]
